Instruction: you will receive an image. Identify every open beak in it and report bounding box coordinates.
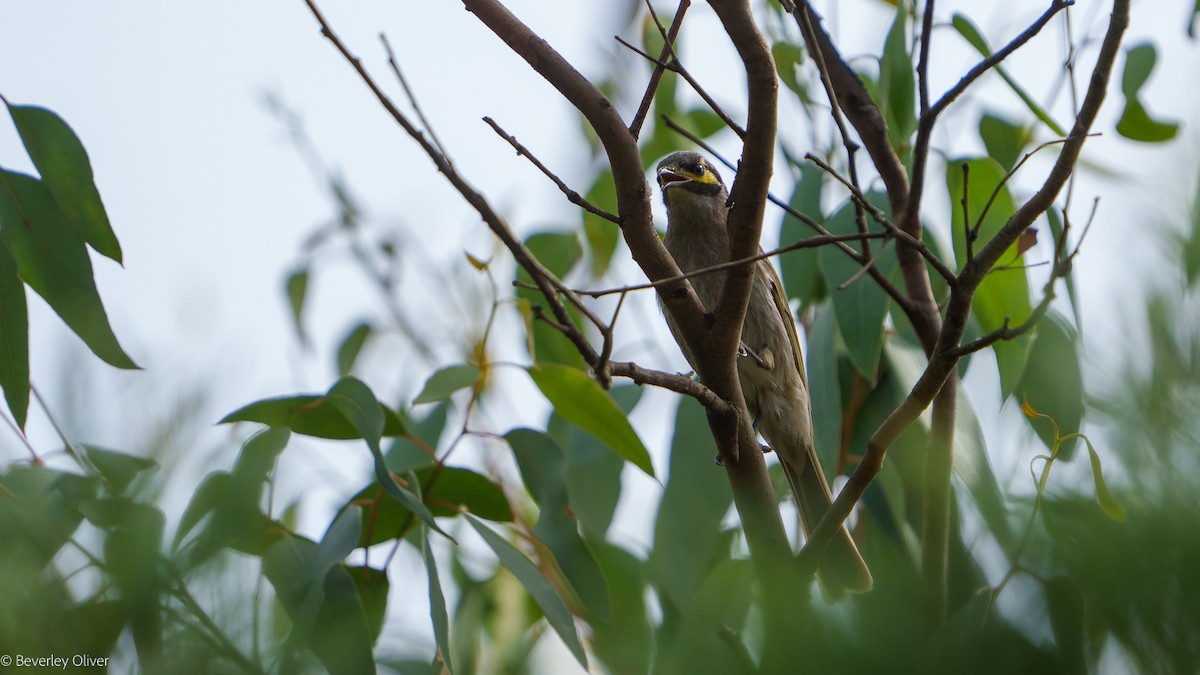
[657,166,689,189]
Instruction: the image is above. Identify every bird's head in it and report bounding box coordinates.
[656,151,727,210]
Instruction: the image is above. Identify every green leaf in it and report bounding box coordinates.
[385,402,447,471]
[552,384,642,537]
[808,302,842,484]
[173,471,229,549]
[285,267,309,346]
[527,364,653,477]
[1191,0,1200,38]
[336,322,372,377]
[879,2,917,149]
[778,163,826,310]
[648,396,732,610]
[1116,44,1179,142]
[516,231,586,368]
[345,565,389,645]
[819,192,898,380]
[5,103,122,263]
[422,526,453,673]
[349,465,512,547]
[507,428,612,622]
[0,240,29,429]
[325,377,448,538]
[1045,577,1086,675]
[1018,312,1083,457]
[0,170,137,369]
[979,113,1032,173]
[84,446,156,495]
[773,42,807,100]
[466,514,588,670]
[413,364,482,405]
[220,393,408,439]
[0,465,98,568]
[947,158,1033,397]
[183,427,290,563]
[588,541,652,675]
[950,14,1067,137]
[1083,437,1128,522]
[582,171,619,277]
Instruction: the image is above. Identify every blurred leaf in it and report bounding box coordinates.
[950,14,1067,136]
[464,251,490,271]
[979,113,1032,173]
[653,555,755,675]
[1082,437,1127,522]
[349,465,512,547]
[346,565,389,645]
[925,589,993,674]
[588,541,652,675]
[5,103,122,262]
[263,519,376,675]
[421,526,453,673]
[778,163,826,310]
[220,392,407,439]
[326,377,448,538]
[84,446,156,495]
[285,267,309,346]
[413,364,482,405]
[0,240,29,428]
[386,402,447,471]
[819,192,898,380]
[516,231,586,368]
[466,514,589,669]
[1044,208,1081,326]
[879,2,917,150]
[102,500,164,659]
[507,428,612,622]
[1045,577,1086,675]
[1018,312,1082,456]
[947,158,1033,398]
[552,384,642,537]
[773,41,808,100]
[649,397,732,610]
[184,427,289,563]
[1116,44,1178,142]
[336,322,372,377]
[808,302,842,484]
[0,466,98,568]
[684,107,726,139]
[173,470,229,550]
[1191,0,1200,38]
[527,364,654,476]
[0,170,137,369]
[582,171,619,276]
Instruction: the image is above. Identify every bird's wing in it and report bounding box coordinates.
[760,257,807,387]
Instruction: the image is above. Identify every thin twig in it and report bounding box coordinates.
[629,0,691,139]
[380,32,453,166]
[930,0,1074,117]
[483,116,620,224]
[615,35,747,138]
[522,230,886,299]
[805,154,958,286]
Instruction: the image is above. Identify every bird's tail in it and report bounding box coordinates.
[778,440,873,595]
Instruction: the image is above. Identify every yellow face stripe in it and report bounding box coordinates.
[686,165,721,186]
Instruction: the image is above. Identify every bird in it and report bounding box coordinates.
[655,150,872,594]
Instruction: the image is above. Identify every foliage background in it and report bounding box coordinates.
[1,0,1200,673]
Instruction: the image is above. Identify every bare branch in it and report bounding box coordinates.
[629,0,691,139]
[483,116,620,224]
[615,35,747,138]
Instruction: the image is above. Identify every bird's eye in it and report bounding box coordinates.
[693,164,706,175]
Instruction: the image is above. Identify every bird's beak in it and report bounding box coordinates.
[657,166,689,189]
